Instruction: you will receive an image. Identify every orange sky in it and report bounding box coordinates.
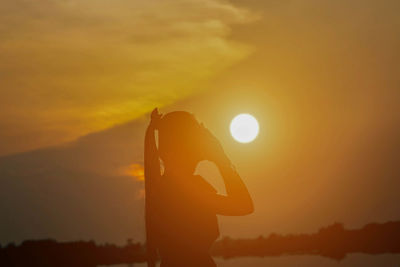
[1,0,400,245]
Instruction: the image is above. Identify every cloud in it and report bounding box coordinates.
[0,0,256,155]
[119,163,145,181]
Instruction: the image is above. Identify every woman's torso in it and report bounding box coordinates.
[154,175,219,265]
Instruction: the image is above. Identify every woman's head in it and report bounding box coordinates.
[156,111,207,173]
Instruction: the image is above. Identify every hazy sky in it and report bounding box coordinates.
[0,0,255,155]
[1,0,400,245]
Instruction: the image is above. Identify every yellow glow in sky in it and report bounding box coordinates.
[0,0,256,155]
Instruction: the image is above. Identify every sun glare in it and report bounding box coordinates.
[230,114,259,143]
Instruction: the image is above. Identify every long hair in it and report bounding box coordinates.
[144,109,162,267]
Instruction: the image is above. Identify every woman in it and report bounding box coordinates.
[144,108,253,267]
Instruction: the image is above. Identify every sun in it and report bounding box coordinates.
[230,114,259,143]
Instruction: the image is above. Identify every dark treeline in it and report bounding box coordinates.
[212,221,400,260]
[0,239,146,267]
[1,221,400,266]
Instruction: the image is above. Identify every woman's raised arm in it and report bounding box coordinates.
[211,161,254,216]
[201,128,254,216]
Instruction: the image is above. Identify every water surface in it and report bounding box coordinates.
[105,254,400,267]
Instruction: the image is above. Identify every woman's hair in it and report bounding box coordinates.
[144,109,162,266]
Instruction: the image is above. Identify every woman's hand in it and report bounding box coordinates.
[149,108,162,130]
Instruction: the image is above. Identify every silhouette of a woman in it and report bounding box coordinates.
[144,108,254,267]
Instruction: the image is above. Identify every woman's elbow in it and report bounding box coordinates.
[244,200,255,215]
[236,198,254,215]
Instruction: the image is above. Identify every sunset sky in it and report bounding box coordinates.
[1,0,400,245]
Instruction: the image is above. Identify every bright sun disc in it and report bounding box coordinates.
[230,114,259,143]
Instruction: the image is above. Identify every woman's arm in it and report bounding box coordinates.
[202,128,254,216]
[215,161,254,216]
